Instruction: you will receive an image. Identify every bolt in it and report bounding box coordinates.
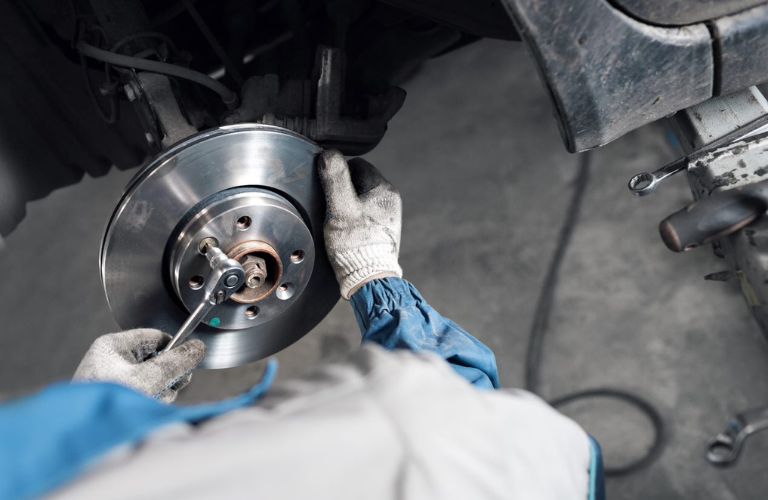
[123,83,139,101]
[242,255,268,290]
[225,274,240,288]
[198,237,218,254]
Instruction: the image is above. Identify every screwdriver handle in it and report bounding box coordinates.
[659,181,768,252]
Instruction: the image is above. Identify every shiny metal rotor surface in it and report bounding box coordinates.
[100,124,339,368]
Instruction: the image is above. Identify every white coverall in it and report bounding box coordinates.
[52,345,591,500]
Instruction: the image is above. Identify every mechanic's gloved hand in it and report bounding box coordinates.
[73,329,206,403]
[318,150,402,299]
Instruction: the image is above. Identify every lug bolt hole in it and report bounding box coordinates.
[276,283,295,300]
[290,250,305,264]
[189,275,205,290]
[236,215,252,231]
[245,306,259,319]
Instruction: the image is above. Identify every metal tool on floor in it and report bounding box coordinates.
[627,114,768,196]
[707,407,768,466]
[163,239,245,352]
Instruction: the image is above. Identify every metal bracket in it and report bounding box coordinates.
[135,72,198,149]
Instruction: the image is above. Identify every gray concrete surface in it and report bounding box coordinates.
[2,39,768,499]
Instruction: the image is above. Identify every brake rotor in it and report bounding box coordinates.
[100,124,339,368]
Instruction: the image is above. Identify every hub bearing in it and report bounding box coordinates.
[100,124,339,368]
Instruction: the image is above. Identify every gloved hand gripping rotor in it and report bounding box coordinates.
[318,151,403,299]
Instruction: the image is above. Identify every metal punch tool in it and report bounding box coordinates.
[628,113,768,196]
[163,239,245,352]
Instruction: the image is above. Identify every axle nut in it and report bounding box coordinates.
[243,255,268,290]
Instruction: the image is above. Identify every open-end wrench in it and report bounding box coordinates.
[162,239,245,352]
[707,406,768,466]
[628,114,768,196]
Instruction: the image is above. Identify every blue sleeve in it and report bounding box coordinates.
[350,277,500,389]
[589,437,606,500]
[0,362,277,499]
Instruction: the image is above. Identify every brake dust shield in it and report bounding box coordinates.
[100,124,339,368]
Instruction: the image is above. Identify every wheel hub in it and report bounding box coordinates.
[169,188,315,331]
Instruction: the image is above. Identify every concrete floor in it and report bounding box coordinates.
[2,39,768,498]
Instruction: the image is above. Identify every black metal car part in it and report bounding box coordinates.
[6,0,768,237]
[501,0,768,152]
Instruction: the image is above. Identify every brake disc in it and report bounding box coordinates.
[100,124,339,368]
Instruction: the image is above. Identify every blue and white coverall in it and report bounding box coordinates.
[0,278,604,499]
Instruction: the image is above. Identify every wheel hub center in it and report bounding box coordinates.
[228,240,282,303]
[168,188,315,331]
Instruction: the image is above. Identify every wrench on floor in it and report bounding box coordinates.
[162,239,245,352]
[707,406,768,466]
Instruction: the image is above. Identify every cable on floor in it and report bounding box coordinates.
[524,151,666,477]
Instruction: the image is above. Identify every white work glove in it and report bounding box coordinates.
[73,329,206,403]
[318,150,402,299]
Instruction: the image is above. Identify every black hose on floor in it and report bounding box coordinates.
[524,151,666,477]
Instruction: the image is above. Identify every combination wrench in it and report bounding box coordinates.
[628,113,768,196]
